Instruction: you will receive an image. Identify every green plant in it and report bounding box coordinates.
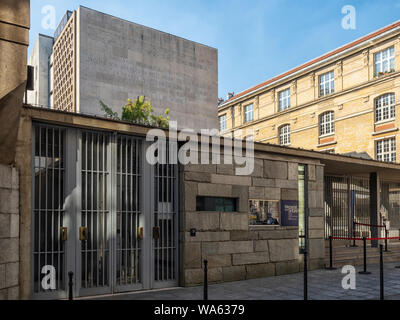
[99,96,170,128]
[100,100,120,120]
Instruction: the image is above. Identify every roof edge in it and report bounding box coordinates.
[219,20,400,109]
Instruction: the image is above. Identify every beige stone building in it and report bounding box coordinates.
[218,21,400,163]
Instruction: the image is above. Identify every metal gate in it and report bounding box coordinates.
[32,124,178,299]
[324,175,370,239]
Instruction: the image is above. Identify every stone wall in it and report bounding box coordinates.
[0,164,19,299]
[179,157,325,286]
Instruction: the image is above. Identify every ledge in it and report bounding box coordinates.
[317,140,337,148]
[372,127,398,136]
[249,225,298,232]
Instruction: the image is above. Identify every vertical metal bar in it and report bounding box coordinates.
[125,138,128,285]
[96,133,100,287]
[51,128,54,275]
[380,244,384,300]
[156,161,159,282]
[90,132,94,287]
[359,237,371,274]
[166,151,169,280]
[128,138,132,285]
[101,136,107,285]
[326,236,336,270]
[45,127,48,269]
[119,136,123,285]
[68,271,73,300]
[85,132,88,288]
[58,129,61,290]
[304,250,308,301]
[161,160,164,281]
[135,140,139,284]
[38,125,42,291]
[203,259,208,300]
[129,138,133,285]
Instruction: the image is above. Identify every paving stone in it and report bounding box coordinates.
[91,262,400,301]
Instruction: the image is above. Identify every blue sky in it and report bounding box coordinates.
[29,0,400,99]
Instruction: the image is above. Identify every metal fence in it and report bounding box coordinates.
[381,182,400,231]
[324,175,370,239]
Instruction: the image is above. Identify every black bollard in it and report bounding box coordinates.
[303,250,308,301]
[359,237,371,275]
[380,245,384,300]
[325,236,337,270]
[351,221,357,247]
[68,271,74,300]
[385,229,388,252]
[203,259,208,301]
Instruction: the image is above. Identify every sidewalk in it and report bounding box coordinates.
[87,262,400,300]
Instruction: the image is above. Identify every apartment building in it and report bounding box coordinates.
[218,21,400,163]
[28,6,218,130]
[27,34,53,107]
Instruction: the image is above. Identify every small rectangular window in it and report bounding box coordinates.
[319,111,335,136]
[279,88,291,111]
[196,196,238,212]
[375,93,395,123]
[219,114,227,131]
[279,124,291,145]
[376,138,396,163]
[319,71,335,97]
[244,104,254,123]
[374,47,395,76]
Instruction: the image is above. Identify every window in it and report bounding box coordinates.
[279,124,291,145]
[319,111,335,136]
[375,93,395,123]
[375,47,395,76]
[279,88,291,111]
[319,71,335,97]
[219,114,227,131]
[196,196,237,212]
[244,104,254,123]
[249,200,280,225]
[376,138,396,163]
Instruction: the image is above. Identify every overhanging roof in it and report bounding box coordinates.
[23,105,400,181]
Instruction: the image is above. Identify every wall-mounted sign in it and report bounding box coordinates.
[281,200,299,226]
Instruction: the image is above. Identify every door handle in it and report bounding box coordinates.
[61,227,67,241]
[153,226,160,240]
[137,227,144,240]
[79,226,89,241]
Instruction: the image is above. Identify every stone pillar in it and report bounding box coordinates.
[0,0,30,165]
[370,172,379,247]
[0,164,20,299]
